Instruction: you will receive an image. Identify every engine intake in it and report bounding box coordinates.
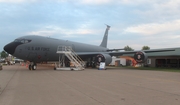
[134,51,147,63]
[95,54,112,65]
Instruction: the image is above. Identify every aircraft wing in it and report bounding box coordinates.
[107,48,175,56]
[76,48,175,56]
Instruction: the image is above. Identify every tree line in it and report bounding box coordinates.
[124,45,150,51]
[0,51,8,58]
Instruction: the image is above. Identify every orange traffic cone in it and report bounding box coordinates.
[26,64,28,68]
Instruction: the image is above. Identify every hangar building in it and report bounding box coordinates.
[121,48,180,68]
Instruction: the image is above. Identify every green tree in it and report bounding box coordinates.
[1,51,8,58]
[124,45,134,51]
[142,46,150,50]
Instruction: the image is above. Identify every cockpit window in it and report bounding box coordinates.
[24,40,29,43]
[21,40,25,43]
[14,39,31,44]
[14,39,20,42]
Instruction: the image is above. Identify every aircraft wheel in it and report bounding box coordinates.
[32,64,37,70]
[29,64,32,70]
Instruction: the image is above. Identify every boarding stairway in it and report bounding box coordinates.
[56,46,85,70]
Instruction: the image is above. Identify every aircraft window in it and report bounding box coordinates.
[14,39,21,42]
[24,40,29,43]
[24,40,31,43]
[14,39,31,43]
[21,40,25,43]
[28,40,31,42]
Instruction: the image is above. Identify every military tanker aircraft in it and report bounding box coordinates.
[4,25,174,70]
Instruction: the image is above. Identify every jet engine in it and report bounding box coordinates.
[134,51,147,63]
[95,54,112,65]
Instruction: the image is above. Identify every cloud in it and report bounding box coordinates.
[0,0,23,3]
[1,0,112,5]
[75,0,167,5]
[26,25,99,38]
[1,0,180,51]
[124,19,180,35]
[108,32,180,50]
[120,0,169,5]
[134,0,180,20]
[79,0,112,5]
[0,0,36,3]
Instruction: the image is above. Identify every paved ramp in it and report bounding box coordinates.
[0,65,180,105]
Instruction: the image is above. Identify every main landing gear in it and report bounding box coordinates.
[29,63,37,70]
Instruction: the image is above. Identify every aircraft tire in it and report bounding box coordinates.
[29,65,32,70]
[32,64,37,70]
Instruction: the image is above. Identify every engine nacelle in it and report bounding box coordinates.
[95,54,112,65]
[134,51,148,63]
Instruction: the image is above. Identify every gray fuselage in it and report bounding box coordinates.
[13,35,108,62]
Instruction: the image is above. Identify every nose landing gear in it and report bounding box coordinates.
[29,63,37,70]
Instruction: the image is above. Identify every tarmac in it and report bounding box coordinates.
[0,64,180,105]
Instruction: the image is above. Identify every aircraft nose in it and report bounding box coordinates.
[4,42,17,55]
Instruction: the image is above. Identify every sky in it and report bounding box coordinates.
[1,0,180,51]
